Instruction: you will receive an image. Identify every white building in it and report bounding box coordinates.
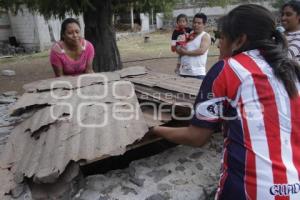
[173,1,276,18]
[0,7,84,53]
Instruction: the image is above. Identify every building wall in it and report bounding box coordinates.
[164,2,278,30]
[156,13,164,29]
[35,15,53,51]
[0,11,12,42]
[8,8,40,50]
[2,7,84,52]
[173,2,276,18]
[140,13,150,32]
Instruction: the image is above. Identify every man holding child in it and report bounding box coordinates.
[171,13,211,79]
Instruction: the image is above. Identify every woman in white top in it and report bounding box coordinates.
[176,13,211,79]
[281,0,300,62]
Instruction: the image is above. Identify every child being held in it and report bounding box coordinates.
[171,14,192,74]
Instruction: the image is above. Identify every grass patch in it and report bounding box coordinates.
[117,31,219,61]
[0,31,219,65]
[0,50,49,64]
[118,32,174,60]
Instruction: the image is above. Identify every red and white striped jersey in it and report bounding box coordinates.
[191,50,300,200]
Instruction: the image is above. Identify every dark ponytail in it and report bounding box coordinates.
[218,4,300,98]
[259,30,300,98]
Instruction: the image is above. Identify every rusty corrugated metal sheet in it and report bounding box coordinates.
[11,81,130,114]
[0,168,15,200]
[125,71,200,111]
[23,72,120,92]
[126,71,202,96]
[1,79,148,183]
[22,68,147,93]
[117,66,147,78]
[128,71,199,125]
[135,84,196,105]
[0,68,203,196]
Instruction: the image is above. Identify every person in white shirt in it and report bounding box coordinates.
[281,0,300,62]
[176,13,211,79]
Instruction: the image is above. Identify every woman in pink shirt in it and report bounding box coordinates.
[50,18,95,77]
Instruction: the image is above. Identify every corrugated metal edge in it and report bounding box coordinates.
[1,81,149,184]
[0,167,16,200]
[23,72,120,92]
[117,66,147,78]
[126,71,202,95]
[134,84,196,105]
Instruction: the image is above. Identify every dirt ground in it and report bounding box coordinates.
[0,32,219,94]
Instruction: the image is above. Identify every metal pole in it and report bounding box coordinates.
[131,3,134,29]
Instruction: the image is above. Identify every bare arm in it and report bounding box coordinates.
[176,33,211,56]
[85,61,94,73]
[85,41,95,73]
[151,125,213,147]
[52,65,64,77]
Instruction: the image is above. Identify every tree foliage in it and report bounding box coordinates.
[133,0,179,15]
[177,0,237,8]
[272,0,286,8]
[207,0,236,7]
[111,0,179,19]
[0,0,179,20]
[0,0,244,72]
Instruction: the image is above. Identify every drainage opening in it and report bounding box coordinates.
[81,120,189,176]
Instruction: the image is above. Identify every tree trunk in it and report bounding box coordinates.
[83,0,122,72]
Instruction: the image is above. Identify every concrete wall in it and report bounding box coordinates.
[140,13,150,32]
[8,8,40,51]
[169,1,278,29]
[47,18,62,42]
[35,15,53,51]
[0,11,12,42]
[173,1,276,17]
[156,13,164,29]
[1,7,84,52]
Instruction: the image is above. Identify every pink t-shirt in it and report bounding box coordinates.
[50,39,95,76]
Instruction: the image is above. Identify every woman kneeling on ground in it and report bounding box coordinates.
[50,18,94,77]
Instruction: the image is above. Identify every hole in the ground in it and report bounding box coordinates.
[81,119,189,176]
[81,139,176,176]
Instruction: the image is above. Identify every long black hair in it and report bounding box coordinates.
[60,18,81,41]
[218,4,300,98]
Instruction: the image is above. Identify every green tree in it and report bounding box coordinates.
[177,0,237,8]
[0,0,178,72]
[272,0,286,8]
[207,0,237,7]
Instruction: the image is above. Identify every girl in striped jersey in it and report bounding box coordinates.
[281,1,300,63]
[151,4,300,200]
